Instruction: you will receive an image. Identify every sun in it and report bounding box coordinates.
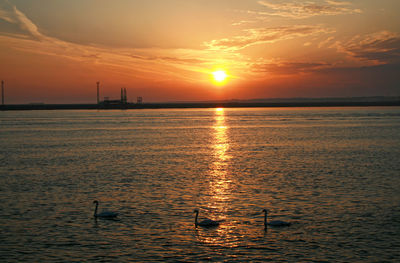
[212,70,227,84]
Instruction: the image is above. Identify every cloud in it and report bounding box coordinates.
[128,54,205,65]
[257,0,362,19]
[0,0,16,23]
[205,25,332,51]
[250,30,400,77]
[332,31,400,64]
[318,36,335,48]
[252,60,330,75]
[325,0,351,6]
[0,1,221,83]
[12,6,42,39]
[231,20,255,26]
[0,0,43,39]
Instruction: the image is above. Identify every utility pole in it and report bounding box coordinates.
[1,80,4,105]
[96,81,100,104]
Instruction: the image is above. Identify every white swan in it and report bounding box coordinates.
[194,209,221,227]
[263,209,291,227]
[93,200,118,219]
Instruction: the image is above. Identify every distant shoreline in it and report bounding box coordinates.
[1,100,400,111]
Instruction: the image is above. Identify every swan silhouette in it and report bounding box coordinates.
[263,209,291,227]
[194,209,221,227]
[93,200,118,219]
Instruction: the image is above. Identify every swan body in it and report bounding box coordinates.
[93,200,118,219]
[263,209,291,227]
[268,220,291,227]
[194,209,221,227]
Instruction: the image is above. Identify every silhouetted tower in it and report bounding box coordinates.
[137,96,143,104]
[96,81,100,104]
[120,88,127,104]
[1,80,4,105]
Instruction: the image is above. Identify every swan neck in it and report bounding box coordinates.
[94,202,98,217]
[264,211,267,227]
[194,211,199,226]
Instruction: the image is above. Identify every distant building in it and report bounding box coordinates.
[122,88,127,104]
[96,83,143,108]
[99,88,128,107]
[102,97,124,105]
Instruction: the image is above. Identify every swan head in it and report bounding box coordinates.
[262,209,268,214]
[193,209,199,213]
[93,200,99,204]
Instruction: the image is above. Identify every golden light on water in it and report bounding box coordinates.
[207,108,232,215]
[212,107,230,173]
[196,107,238,246]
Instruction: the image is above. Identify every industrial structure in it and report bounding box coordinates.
[96,82,142,108]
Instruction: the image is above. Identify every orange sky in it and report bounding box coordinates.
[0,0,399,103]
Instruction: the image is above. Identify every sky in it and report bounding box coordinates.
[0,0,399,103]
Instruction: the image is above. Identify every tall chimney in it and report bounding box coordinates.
[124,88,127,103]
[96,81,100,104]
[121,88,123,103]
[1,80,4,105]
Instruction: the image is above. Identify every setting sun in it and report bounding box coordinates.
[212,70,227,84]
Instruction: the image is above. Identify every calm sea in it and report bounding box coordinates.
[1,107,399,262]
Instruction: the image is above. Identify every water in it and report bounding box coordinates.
[1,107,400,262]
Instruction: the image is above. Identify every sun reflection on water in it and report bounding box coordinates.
[210,108,231,204]
[195,108,243,247]
[212,108,230,172]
